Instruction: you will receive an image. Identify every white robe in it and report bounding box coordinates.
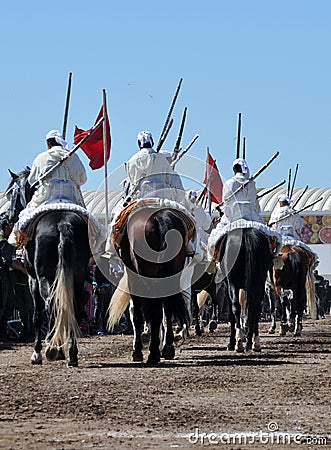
[126,148,174,199]
[28,146,87,208]
[221,173,262,224]
[269,205,303,239]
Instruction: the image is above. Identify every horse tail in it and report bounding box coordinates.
[306,265,316,318]
[197,290,210,309]
[48,222,81,351]
[107,271,131,331]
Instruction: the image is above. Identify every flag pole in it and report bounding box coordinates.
[62,72,72,139]
[207,148,212,215]
[102,89,109,230]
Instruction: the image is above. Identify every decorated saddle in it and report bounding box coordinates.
[11,202,106,253]
[208,218,282,261]
[111,197,196,250]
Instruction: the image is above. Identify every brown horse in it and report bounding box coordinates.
[272,244,316,336]
[108,204,194,364]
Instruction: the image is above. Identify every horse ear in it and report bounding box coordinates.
[26,166,31,171]
[8,169,19,180]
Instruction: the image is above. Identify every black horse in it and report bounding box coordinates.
[108,204,192,364]
[215,227,273,351]
[6,168,91,366]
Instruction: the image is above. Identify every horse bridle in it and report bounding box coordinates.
[6,179,27,223]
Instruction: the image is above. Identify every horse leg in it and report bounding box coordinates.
[207,283,217,333]
[191,290,202,336]
[267,288,277,334]
[293,287,305,337]
[161,302,175,360]
[68,335,78,367]
[227,306,236,351]
[228,284,245,352]
[131,298,144,362]
[278,292,289,336]
[29,279,43,365]
[145,300,163,365]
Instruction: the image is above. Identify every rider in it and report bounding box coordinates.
[125,131,174,200]
[220,158,263,225]
[8,130,87,247]
[27,130,87,208]
[268,194,303,239]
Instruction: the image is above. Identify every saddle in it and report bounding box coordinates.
[111,198,196,250]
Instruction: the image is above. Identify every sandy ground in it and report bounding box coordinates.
[0,315,330,449]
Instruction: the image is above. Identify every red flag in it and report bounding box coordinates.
[74,106,111,170]
[203,152,223,203]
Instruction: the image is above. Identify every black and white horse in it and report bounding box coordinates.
[6,168,91,366]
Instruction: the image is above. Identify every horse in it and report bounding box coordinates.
[213,227,274,352]
[5,168,91,367]
[271,244,316,336]
[108,203,193,364]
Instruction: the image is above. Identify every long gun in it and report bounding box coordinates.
[290,163,299,198]
[269,197,323,227]
[170,134,199,169]
[218,151,280,207]
[292,185,309,209]
[156,78,183,153]
[62,72,72,139]
[172,106,187,162]
[256,179,286,199]
[31,117,104,189]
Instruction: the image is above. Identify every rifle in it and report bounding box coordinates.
[218,151,279,207]
[256,180,286,199]
[292,185,309,209]
[62,72,72,139]
[290,163,299,198]
[269,197,323,227]
[156,78,183,153]
[170,134,199,169]
[172,106,187,162]
[31,117,104,189]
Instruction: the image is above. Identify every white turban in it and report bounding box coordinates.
[278,194,292,204]
[46,130,69,150]
[137,131,154,148]
[233,158,249,176]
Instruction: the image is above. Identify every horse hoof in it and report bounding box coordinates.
[67,360,78,368]
[132,351,143,362]
[252,344,262,352]
[161,344,175,360]
[293,331,301,337]
[195,326,202,336]
[45,346,60,362]
[31,351,42,365]
[56,348,66,360]
[227,343,235,351]
[208,320,217,333]
[245,345,253,352]
[146,355,160,365]
[288,323,295,333]
[268,328,275,334]
[235,340,245,352]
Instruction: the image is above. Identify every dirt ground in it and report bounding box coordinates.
[0,315,330,450]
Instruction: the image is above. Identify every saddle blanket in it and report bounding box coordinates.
[12,202,106,253]
[208,219,282,261]
[111,197,196,249]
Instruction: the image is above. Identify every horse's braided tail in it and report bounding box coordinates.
[107,271,131,331]
[47,222,81,351]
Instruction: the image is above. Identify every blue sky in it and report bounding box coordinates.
[1,0,330,194]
